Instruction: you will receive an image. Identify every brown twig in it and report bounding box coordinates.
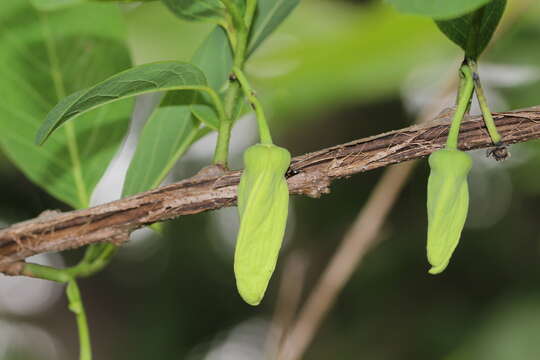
[1,107,540,270]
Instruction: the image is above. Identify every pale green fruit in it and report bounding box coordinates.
[427,149,472,274]
[234,144,291,305]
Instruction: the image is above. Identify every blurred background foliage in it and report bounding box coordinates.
[1,0,540,359]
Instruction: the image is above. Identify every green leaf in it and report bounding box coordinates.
[121,92,201,197]
[31,0,156,11]
[248,0,300,54]
[0,0,132,209]
[36,61,211,144]
[160,0,225,23]
[193,27,233,91]
[31,0,85,10]
[436,0,507,60]
[122,27,232,197]
[386,0,493,20]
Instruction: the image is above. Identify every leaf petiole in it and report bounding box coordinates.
[446,64,475,150]
[468,60,503,145]
[233,66,273,145]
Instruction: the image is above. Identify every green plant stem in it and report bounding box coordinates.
[22,242,118,281]
[23,262,71,282]
[23,264,93,360]
[213,0,257,165]
[446,65,475,150]
[68,243,118,278]
[470,68,502,145]
[214,83,240,165]
[66,280,92,360]
[233,66,273,145]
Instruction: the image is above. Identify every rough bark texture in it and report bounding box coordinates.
[1,107,539,267]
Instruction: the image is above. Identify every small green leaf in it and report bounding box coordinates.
[248,0,300,55]
[36,61,211,144]
[427,149,472,274]
[160,0,225,23]
[436,0,507,60]
[0,0,132,209]
[386,0,492,20]
[235,144,291,305]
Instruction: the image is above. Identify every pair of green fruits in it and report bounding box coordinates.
[234,68,504,305]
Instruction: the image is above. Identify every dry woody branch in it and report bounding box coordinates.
[1,106,540,270]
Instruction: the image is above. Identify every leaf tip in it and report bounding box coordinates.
[34,124,51,146]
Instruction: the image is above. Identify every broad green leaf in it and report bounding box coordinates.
[0,0,132,209]
[161,0,225,23]
[36,61,211,144]
[31,0,156,11]
[31,0,85,10]
[248,0,300,55]
[436,0,507,60]
[122,27,232,197]
[386,0,493,20]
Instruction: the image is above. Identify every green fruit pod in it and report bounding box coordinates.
[234,144,291,305]
[427,149,472,274]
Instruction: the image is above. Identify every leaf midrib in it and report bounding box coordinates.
[39,11,88,208]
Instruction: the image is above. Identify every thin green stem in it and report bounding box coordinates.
[470,65,502,145]
[446,65,475,150]
[68,243,118,278]
[213,82,240,165]
[22,242,118,281]
[233,66,273,145]
[213,0,256,165]
[23,265,94,360]
[66,280,92,360]
[23,263,71,283]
